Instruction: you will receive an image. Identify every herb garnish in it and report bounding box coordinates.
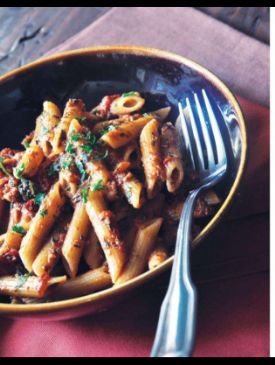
[22,139,30,149]
[13,163,25,179]
[61,157,75,170]
[65,143,75,155]
[76,160,86,181]
[70,133,82,142]
[80,187,89,203]
[35,192,46,206]
[12,225,26,235]
[18,178,37,201]
[85,131,96,145]
[40,208,48,218]
[81,143,94,154]
[122,91,138,97]
[91,179,105,192]
[99,125,119,136]
[0,157,11,176]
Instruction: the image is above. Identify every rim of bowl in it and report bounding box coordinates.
[0,45,247,314]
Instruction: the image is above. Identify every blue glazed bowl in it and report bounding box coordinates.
[0,46,247,319]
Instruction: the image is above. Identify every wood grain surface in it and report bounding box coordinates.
[0,7,270,77]
[197,7,270,44]
[0,7,110,76]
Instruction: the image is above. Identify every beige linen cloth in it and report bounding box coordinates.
[47,7,269,107]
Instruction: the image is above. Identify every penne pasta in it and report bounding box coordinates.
[100,115,152,149]
[61,202,91,278]
[92,115,139,134]
[86,160,110,186]
[113,162,144,209]
[51,99,85,156]
[161,122,184,192]
[38,101,62,157]
[49,266,111,299]
[14,144,44,179]
[0,202,34,255]
[0,274,66,298]
[121,142,141,169]
[85,190,126,283]
[83,228,104,269]
[0,92,223,304]
[151,106,171,123]
[19,182,66,272]
[116,218,163,284]
[140,119,165,199]
[32,215,71,277]
[110,93,145,115]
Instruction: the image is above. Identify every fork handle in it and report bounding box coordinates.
[150,188,201,357]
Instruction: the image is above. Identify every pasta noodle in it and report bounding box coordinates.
[19,182,66,272]
[61,202,91,278]
[100,115,152,149]
[83,228,104,269]
[116,218,163,284]
[0,274,66,298]
[0,91,221,303]
[140,119,165,199]
[32,215,71,276]
[161,122,184,193]
[51,99,85,156]
[86,190,126,283]
[49,266,111,299]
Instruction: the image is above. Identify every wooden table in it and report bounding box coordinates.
[0,7,270,76]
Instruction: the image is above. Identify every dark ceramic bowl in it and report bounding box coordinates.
[0,46,247,319]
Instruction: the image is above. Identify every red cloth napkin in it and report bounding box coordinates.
[0,97,269,357]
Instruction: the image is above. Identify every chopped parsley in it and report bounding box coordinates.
[81,153,89,164]
[122,91,138,97]
[12,225,26,235]
[18,178,37,201]
[61,157,75,170]
[76,160,86,181]
[91,179,105,192]
[65,143,75,155]
[40,208,48,218]
[81,143,94,154]
[99,124,118,136]
[15,273,32,289]
[35,192,46,206]
[0,157,11,176]
[13,163,25,179]
[85,131,97,145]
[70,133,82,142]
[80,187,89,203]
[22,139,30,149]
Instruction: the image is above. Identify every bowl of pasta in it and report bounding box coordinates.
[0,46,247,319]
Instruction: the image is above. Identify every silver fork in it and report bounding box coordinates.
[150,89,228,357]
